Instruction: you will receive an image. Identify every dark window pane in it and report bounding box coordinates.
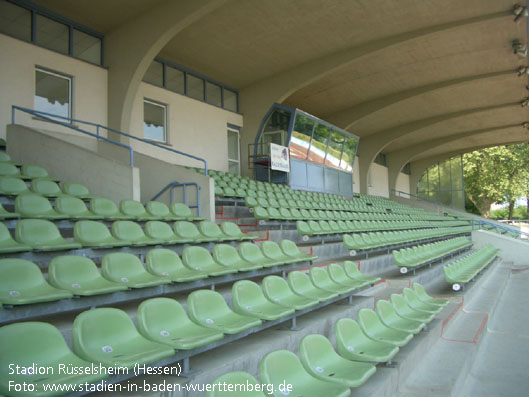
[290,114,314,160]
[188,74,204,101]
[0,0,31,41]
[36,14,69,55]
[143,60,163,87]
[223,89,237,112]
[166,66,184,94]
[34,68,71,119]
[72,29,101,64]
[308,123,330,164]
[325,130,344,169]
[143,100,166,142]
[206,82,222,107]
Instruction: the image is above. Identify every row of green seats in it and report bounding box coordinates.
[205,283,447,397]
[443,244,499,290]
[343,226,473,251]
[0,240,316,305]
[12,194,202,221]
[0,218,253,253]
[0,162,57,180]
[393,237,473,271]
[0,176,91,197]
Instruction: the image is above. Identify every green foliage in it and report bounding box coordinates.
[465,196,481,215]
[463,144,529,218]
[491,206,528,220]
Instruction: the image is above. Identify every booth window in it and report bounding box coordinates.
[143,99,167,143]
[34,67,72,119]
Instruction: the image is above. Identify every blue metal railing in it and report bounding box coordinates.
[151,181,201,217]
[11,106,208,174]
[11,106,134,166]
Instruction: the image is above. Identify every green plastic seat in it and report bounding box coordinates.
[402,288,443,314]
[376,299,425,334]
[112,220,162,246]
[232,280,295,320]
[14,193,66,219]
[309,267,353,294]
[0,222,31,253]
[390,294,434,323]
[261,240,296,265]
[212,243,263,271]
[0,163,21,178]
[48,255,127,296]
[412,283,449,307]
[145,220,189,244]
[206,371,267,397]
[262,275,318,310]
[170,202,204,220]
[145,201,177,220]
[146,248,208,282]
[358,308,413,347]
[182,246,238,276]
[120,199,155,220]
[220,221,256,240]
[74,220,130,248]
[198,220,232,241]
[61,182,92,198]
[238,242,280,267]
[334,318,399,363]
[174,220,215,242]
[101,252,171,288]
[260,350,351,397]
[16,218,81,251]
[327,263,367,289]
[90,197,128,219]
[137,298,223,350]
[0,176,30,195]
[187,289,262,334]
[21,165,51,179]
[299,334,376,387]
[0,258,73,305]
[0,322,109,396]
[0,203,18,219]
[296,220,313,236]
[343,261,381,284]
[73,307,175,368]
[279,239,318,262]
[30,178,65,197]
[55,196,103,219]
[288,271,338,301]
[0,151,11,163]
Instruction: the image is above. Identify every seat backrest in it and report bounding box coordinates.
[48,255,101,287]
[74,220,112,243]
[174,221,201,239]
[0,163,20,176]
[279,239,301,257]
[212,243,241,266]
[198,221,223,238]
[102,252,147,279]
[137,297,193,337]
[15,218,63,245]
[145,201,171,218]
[334,318,364,345]
[0,176,28,195]
[232,280,266,307]
[15,193,54,216]
[0,258,47,291]
[187,289,231,319]
[219,221,244,237]
[262,275,291,302]
[112,220,146,240]
[145,221,175,239]
[55,196,90,215]
[90,197,120,217]
[287,271,313,292]
[260,350,305,384]
[260,241,283,259]
[170,202,193,218]
[21,165,49,179]
[182,246,216,270]
[120,200,148,218]
[299,334,336,368]
[238,242,266,261]
[309,266,332,287]
[145,248,185,276]
[61,182,90,197]
[31,178,62,195]
[0,151,11,162]
[328,263,348,282]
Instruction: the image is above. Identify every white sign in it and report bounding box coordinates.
[270,143,290,172]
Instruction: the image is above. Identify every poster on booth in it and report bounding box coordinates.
[270,143,290,172]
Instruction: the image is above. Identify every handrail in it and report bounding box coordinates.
[151,181,201,217]
[11,106,208,175]
[11,106,134,167]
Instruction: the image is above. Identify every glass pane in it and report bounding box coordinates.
[188,74,204,101]
[258,109,291,155]
[206,82,222,107]
[428,165,439,192]
[224,89,237,112]
[34,69,70,119]
[166,66,184,94]
[289,114,314,160]
[228,160,239,175]
[417,172,428,192]
[0,1,31,41]
[143,100,166,142]
[36,14,69,55]
[439,159,451,192]
[308,123,330,164]
[143,60,163,87]
[440,190,451,207]
[325,130,344,169]
[340,136,357,172]
[453,190,464,209]
[451,156,463,189]
[72,29,101,64]
[227,130,239,161]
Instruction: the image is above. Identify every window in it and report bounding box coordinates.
[143,99,167,143]
[166,66,185,94]
[143,60,164,87]
[402,163,411,175]
[188,74,205,101]
[34,68,72,119]
[374,152,387,167]
[0,0,31,41]
[308,123,330,164]
[206,82,222,107]
[73,28,101,64]
[227,128,240,175]
[223,89,238,112]
[290,114,314,160]
[340,136,357,172]
[36,14,69,55]
[325,131,345,169]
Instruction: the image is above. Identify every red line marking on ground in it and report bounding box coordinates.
[374,279,386,286]
[216,206,224,217]
[511,267,529,272]
[254,230,269,242]
[439,295,488,344]
[216,217,239,221]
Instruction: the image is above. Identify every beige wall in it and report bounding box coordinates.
[128,82,243,172]
[353,156,360,193]
[7,124,139,202]
[367,162,389,197]
[395,173,410,195]
[0,34,108,139]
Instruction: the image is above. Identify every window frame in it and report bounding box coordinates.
[227,126,241,175]
[143,98,168,144]
[34,66,73,120]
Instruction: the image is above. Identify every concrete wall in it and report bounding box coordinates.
[129,82,243,172]
[395,172,410,195]
[7,124,139,202]
[472,230,529,265]
[0,34,108,139]
[367,162,389,197]
[353,155,360,193]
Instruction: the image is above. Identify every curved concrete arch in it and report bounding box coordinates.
[386,124,524,193]
[239,9,511,175]
[105,0,229,136]
[356,101,520,194]
[324,70,515,129]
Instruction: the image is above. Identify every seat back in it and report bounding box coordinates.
[0,152,11,162]
[102,252,147,280]
[170,202,193,218]
[219,222,244,238]
[238,242,266,262]
[260,241,284,260]
[299,334,337,371]
[61,182,90,197]
[74,220,112,244]
[112,220,146,241]
[309,266,334,289]
[288,271,314,294]
[198,221,223,239]
[137,297,193,338]
[145,221,175,240]
[0,258,47,291]
[145,201,171,218]
[31,179,62,196]
[145,248,185,277]
[182,246,216,270]
[0,163,20,177]
[55,196,90,216]
[187,289,231,320]
[120,200,148,218]
[15,218,63,245]
[212,243,241,266]
[0,176,28,195]
[232,280,268,309]
[15,193,54,216]
[48,256,102,288]
[174,221,201,239]
[21,165,49,179]
[90,197,120,217]
[259,350,306,385]
[327,263,348,283]
[279,239,301,257]
[262,275,291,302]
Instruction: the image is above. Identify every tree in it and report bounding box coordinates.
[463,144,529,218]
